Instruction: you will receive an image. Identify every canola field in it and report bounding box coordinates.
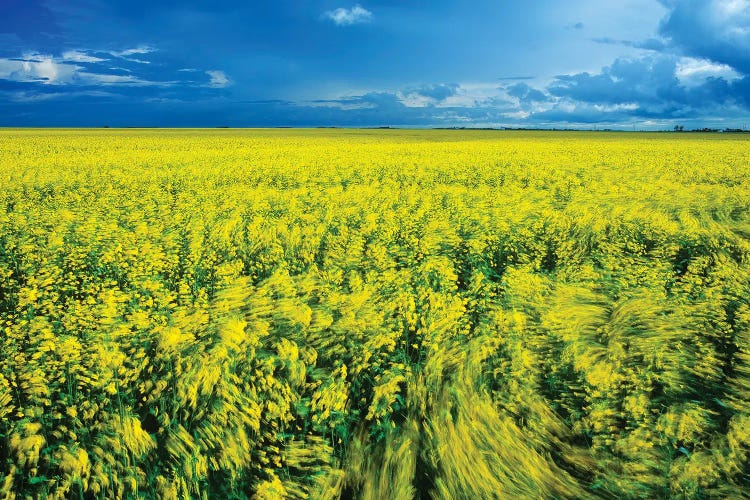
[1,128,749,499]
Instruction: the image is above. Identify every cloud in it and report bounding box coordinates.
[271,59,750,126]
[676,56,741,85]
[323,5,373,26]
[78,73,162,86]
[505,83,549,103]
[0,55,163,87]
[303,83,522,124]
[634,38,669,51]
[593,37,668,51]
[315,84,461,110]
[537,52,750,124]
[0,51,172,87]
[61,50,107,63]
[405,83,460,102]
[527,102,642,125]
[0,54,80,84]
[0,47,232,93]
[503,83,551,114]
[206,70,230,88]
[658,0,750,72]
[109,46,156,64]
[517,0,750,126]
[110,46,155,58]
[311,91,401,110]
[548,56,682,106]
[4,89,117,103]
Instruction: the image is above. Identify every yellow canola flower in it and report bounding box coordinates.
[1,129,749,499]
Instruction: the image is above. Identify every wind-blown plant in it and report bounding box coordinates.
[0,129,748,498]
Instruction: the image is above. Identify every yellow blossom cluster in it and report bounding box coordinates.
[0,129,749,498]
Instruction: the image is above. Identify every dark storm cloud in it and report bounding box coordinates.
[658,0,750,73]
[407,83,460,102]
[505,83,549,103]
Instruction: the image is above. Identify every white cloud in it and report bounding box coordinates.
[5,90,117,102]
[504,110,532,120]
[713,0,749,17]
[0,47,227,91]
[5,91,59,102]
[397,92,434,108]
[206,70,230,88]
[0,46,158,87]
[62,50,107,63]
[324,5,373,26]
[0,52,169,87]
[110,46,155,58]
[308,100,377,110]
[107,46,156,64]
[0,54,80,84]
[78,73,150,85]
[676,56,741,85]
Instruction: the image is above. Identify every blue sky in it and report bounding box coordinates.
[1,0,749,128]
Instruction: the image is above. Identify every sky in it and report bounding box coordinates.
[1,0,749,128]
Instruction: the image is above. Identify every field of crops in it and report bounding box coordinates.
[0,129,749,499]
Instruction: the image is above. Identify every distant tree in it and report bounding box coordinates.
[674,125,684,132]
